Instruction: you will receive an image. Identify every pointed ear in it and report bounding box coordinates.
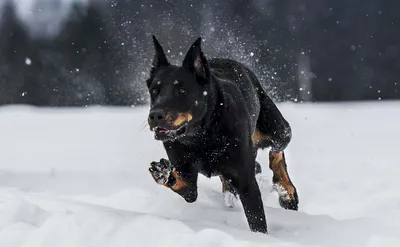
[182,37,209,80]
[150,35,169,77]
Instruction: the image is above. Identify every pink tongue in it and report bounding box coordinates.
[159,129,169,133]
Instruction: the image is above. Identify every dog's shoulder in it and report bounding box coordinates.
[209,58,248,79]
[207,58,260,131]
[208,58,256,91]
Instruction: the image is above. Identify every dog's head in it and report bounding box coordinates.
[146,36,210,142]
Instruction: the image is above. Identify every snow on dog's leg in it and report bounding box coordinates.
[219,176,238,208]
[149,159,173,185]
[223,191,238,208]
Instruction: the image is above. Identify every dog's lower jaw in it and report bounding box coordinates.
[153,123,188,141]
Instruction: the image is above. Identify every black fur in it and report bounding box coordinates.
[147,36,294,233]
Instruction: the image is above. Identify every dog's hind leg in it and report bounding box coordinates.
[269,151,298,210]
[253,91,299,211]
[219,175,238,208]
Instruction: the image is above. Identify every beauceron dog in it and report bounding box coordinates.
[147,36,298,233]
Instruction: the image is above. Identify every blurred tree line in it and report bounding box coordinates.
[0,0,398,106]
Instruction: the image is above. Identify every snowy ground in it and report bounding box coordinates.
[0,102,399,247]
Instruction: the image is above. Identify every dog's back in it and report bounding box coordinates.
[209,58,269,133]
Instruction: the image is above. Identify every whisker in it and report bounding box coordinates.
[139,120,150,131]
[195,100,207,106]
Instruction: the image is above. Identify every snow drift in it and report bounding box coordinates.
[0,102,399,247]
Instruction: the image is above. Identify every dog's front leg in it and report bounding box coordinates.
[229,169,268,233]
[149,158,198,203]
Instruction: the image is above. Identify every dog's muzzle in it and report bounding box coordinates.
[152,124,188,141]
[148,109,189,141]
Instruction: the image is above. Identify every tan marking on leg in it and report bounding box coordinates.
[252,128,271,146]
[219,175,230,193]
[269,151,295,197]
[164,171,188,191]
[172,112,193,127]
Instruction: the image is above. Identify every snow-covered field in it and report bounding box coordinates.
[0,102,399,247]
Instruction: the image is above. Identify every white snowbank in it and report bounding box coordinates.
[0,102,399,247]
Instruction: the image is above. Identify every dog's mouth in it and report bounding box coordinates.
[152,124,188,141]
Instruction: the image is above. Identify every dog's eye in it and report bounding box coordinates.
[178,88,187,95]
[151,88,159,96]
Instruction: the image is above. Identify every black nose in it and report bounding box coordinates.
[148,109,166,125]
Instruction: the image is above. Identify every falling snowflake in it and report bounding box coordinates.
[25,58,32,65]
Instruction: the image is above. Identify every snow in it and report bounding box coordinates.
[11,0,89,38]
[0,102,399,247]
[25,58,32,66]
[223,191,238,208]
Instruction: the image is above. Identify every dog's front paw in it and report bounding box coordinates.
[149,158,174,186]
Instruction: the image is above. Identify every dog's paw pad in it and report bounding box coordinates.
[149,159,173,185]
[223,191,238,208]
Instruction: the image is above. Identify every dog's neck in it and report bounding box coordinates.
[201,77,223,130]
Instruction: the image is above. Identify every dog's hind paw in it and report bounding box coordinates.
[223,191,238,208]
[149,159,174,186]
[279,195,298,211]
[273,184,299,211]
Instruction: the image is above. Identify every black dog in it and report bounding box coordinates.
[147,36,298,233]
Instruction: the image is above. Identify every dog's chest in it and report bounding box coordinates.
[191,137,231,177]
